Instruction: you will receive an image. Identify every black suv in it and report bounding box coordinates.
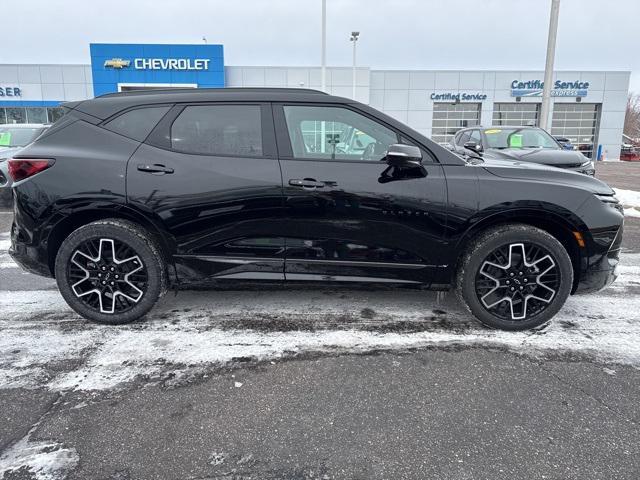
[7,88,623,330]
[451,126,595,175]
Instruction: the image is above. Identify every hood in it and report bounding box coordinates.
[479,157,613,195]
[484,147,590,166]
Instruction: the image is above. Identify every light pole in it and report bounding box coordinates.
[540,0,560,130]
[321,0,327,92]
[350,31,360,100]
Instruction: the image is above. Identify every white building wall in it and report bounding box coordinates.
[225,66,370,104]
[0,64,94,102]
[372,69,630,159]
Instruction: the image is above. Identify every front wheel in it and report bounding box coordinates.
[456,224,573,330]
[55,219,166,324]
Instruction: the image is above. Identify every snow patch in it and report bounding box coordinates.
[614,188,640,217]
[0,437,79,480]
[1,254,640,392]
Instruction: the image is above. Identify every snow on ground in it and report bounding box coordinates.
[1,251,639,392]
[0,234,13,268]
[0,437,79,480]
[614,188,640,218]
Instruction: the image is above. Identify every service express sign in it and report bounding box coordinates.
[511,79,589,97]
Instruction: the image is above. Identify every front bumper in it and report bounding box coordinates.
[574,255,619,294]
[574,224,623,294]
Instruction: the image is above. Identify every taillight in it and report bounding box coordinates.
[7,159,55,182]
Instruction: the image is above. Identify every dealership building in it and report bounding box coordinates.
[0,43,630,159]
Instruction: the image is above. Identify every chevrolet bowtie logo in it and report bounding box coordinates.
[104,58,131,69]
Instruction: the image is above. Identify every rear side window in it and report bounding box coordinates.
[104,106,170,141]
[170,105,263,157]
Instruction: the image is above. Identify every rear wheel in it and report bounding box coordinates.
[55,219,166,324]
[456,224,573,330]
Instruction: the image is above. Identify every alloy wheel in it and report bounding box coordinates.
[474,242,560,321]
[67,238,148,314]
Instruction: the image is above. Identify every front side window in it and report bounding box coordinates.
[171,105,263,156]
[484,128,559,150]
[283,105,399,161]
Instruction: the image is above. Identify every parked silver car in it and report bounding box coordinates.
[0,124,50,159]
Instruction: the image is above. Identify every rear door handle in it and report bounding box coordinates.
[137,164,174,175]
[289,178,326,189]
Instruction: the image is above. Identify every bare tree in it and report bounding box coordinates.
[624,93,640,142]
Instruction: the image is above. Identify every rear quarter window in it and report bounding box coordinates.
[104,106,171,142]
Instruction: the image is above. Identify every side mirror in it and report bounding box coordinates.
[385,144,422,167]
[463,141,482,154]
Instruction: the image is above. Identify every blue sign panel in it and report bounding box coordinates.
[90,43,224,97]
[510,79,589,98]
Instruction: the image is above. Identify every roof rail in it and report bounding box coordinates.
[96,87,328,98]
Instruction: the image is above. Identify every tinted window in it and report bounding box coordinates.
[105,106,170,142]
[171,105,263,156]
[283,105,398,161]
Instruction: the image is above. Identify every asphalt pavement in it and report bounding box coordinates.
[1,163,639,480]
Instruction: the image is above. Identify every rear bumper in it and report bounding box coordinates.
[8,212,53,278]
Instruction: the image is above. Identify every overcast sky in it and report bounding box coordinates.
[8,0,640,92]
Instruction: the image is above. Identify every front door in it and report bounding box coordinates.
[127,102,286,283]
[274,103,448,284]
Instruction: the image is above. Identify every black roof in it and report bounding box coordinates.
[97,87,328,98]
[65,87,350,120]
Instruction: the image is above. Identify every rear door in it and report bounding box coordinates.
[274,103,448,284]
[126,102,286,282]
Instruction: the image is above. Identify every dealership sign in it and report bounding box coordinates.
[511,79,589,97]
[104,57,210,71]
[0,87,21,97]
[430,92,487,101]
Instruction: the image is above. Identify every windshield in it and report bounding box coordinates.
[484,128,559,150]
[0,127,42,148]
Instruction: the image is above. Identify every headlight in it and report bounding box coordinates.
[595,193,623,213]
[581,159,593,168]
[595,193,619,204]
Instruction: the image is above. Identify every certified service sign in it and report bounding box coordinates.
[511,80,589,97]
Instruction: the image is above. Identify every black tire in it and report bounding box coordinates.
[456,224,573,331]
[54,219,167,324]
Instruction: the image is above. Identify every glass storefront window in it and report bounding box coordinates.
[0,107,65,125]
[47,107,66,123]
[26,107,48,124]
[5,108,26,124]
[431,103,481,145]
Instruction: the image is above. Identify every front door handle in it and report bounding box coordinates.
[289,178,326,189]
[137,164,174,175]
